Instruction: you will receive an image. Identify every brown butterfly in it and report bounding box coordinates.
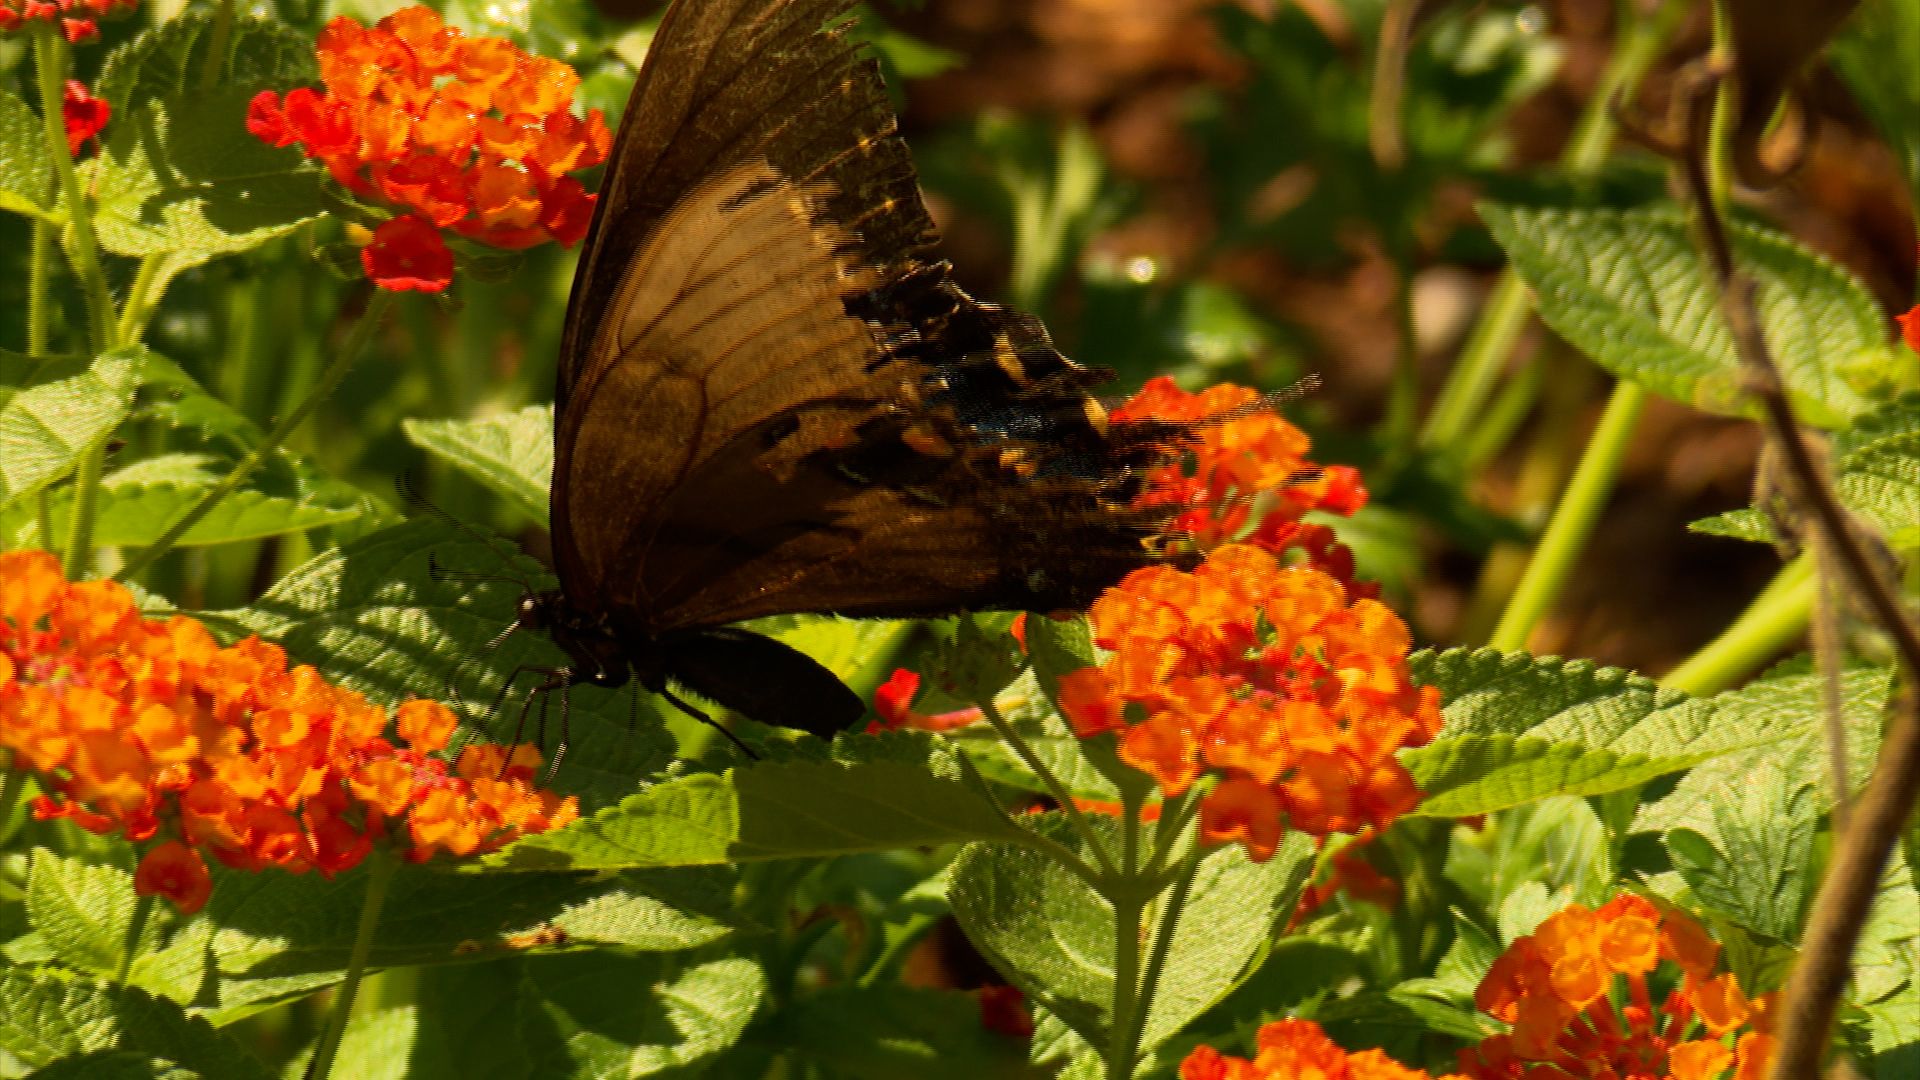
[510,0,1184,746]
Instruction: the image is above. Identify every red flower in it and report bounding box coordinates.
[134,840,212,915]
[361,215,454,293]
[1898,305,1920,356]
[61,80,108,156]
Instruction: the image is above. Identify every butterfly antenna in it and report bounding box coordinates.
[660,687,760,761]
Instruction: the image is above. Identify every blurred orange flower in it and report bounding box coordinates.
[1114,378,1370,594]
[0,549,579,913]
[246,6,609,289]
[1460,894,1777,1080]
[1182,1018,1466,1080]
[1057,543,1441,861]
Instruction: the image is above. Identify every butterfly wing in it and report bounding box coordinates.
[552,0,1175,637]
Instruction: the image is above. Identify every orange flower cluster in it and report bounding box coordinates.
[1461,895,1776,1080]
[1115,378,1370,594]
[1057,544,1441,861]
[0,0,134,43]
[0,549,577,914]
[1183,1018,1466,1080]
[246,6,609,291]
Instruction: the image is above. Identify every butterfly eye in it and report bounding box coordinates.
[515,595,548,631]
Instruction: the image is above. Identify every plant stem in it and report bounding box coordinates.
[1488,381,1646,651]
[1420,0,1681,450]
[1105,799,1145,1080]
[115,891,154,986]
[115,289,396,583]
[975,697,1119,880]
[1660,553,1814,695]
[31,26,116,352]
[1126,841,1205,1065]
[0,764,22,845]
[28,219,53,355]
[60,444,105,581]
[305,851,396,1080]
[116,255,169,345]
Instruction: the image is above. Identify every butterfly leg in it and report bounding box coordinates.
[658,686,759,762]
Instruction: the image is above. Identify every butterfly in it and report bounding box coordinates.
[509,0,1187,747]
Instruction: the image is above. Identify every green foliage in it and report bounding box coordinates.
[1483,204,1902,425]
[0,89,51,220]
[403,407,555,527]
[0,350,141,512]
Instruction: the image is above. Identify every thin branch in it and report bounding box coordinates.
[1668,73,1920,1080]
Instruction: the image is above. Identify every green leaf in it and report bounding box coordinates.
[214,519,673,811]
[25,853,143,978]
[0,967,273,1078]
[0,349,142,513]
[1667,783,1819,942]
[90,15,328,268]
[1404,650,1892,817]
[198,862,743,1021]
[4,453,363,548]
[948,816,1117,1047]
[1138,837,1315,1052]
[1634,661,1894,835]
[1689,395,1920,551]
[332,953,763,1078]
[764,985,1038,1079]
[1482,203,1895,425]
[485,731,1032,870]
[0,87,52,219]
[403,407,554,526]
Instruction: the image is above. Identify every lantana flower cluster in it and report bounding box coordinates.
[1057,543,1442,861]
[0,0,134,44]
[1460,894,1776,1080]
[0,549,578,915]
[246,6,610,292]
[1115,377,1370,593]
[1182,1018,1466,1080]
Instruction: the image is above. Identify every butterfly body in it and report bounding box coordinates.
[526,0,1186,740]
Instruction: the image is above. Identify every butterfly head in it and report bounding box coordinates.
[515,589,632,690]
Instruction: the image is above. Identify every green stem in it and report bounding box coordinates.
[115,891,154,985]
[0,763,22,845]
[61,445,104,580]
[1105,801,1145,1080]
[1141,782,1206,882]
[196,0,235,97]
[976,697,1119,880]
[28,219,53,355]
[1420,0,1681,450]
[1661,553,1815,695]
[305,851,396,1080]
[116,256,169,345]
[1488,381,1646,651]
[31,25,116,352]
[1126,840,1205,1066]
[115,290,396,583]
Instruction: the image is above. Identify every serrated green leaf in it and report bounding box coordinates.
[199,860,741,1007]
[403,407,554,526]
[1139,837,1314,1052]
[948,816,1117,1047]
[213,519,673,811]
[88,14,327,266]
[1634,662,1893,835]
[1405,650,1892,817]
[1690,395,1920,550]
[485,731,1030,870]
[0,87,52,219]
[1482,204,1894,425]
[0,350,142,512]
[0,967,272,1078]
[5,454,363,548]
[520,953,764,1076]
[96,12,317,113]
[765,985,1039,1079]
[25,852,142,978]
[1667,782,1818,943]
